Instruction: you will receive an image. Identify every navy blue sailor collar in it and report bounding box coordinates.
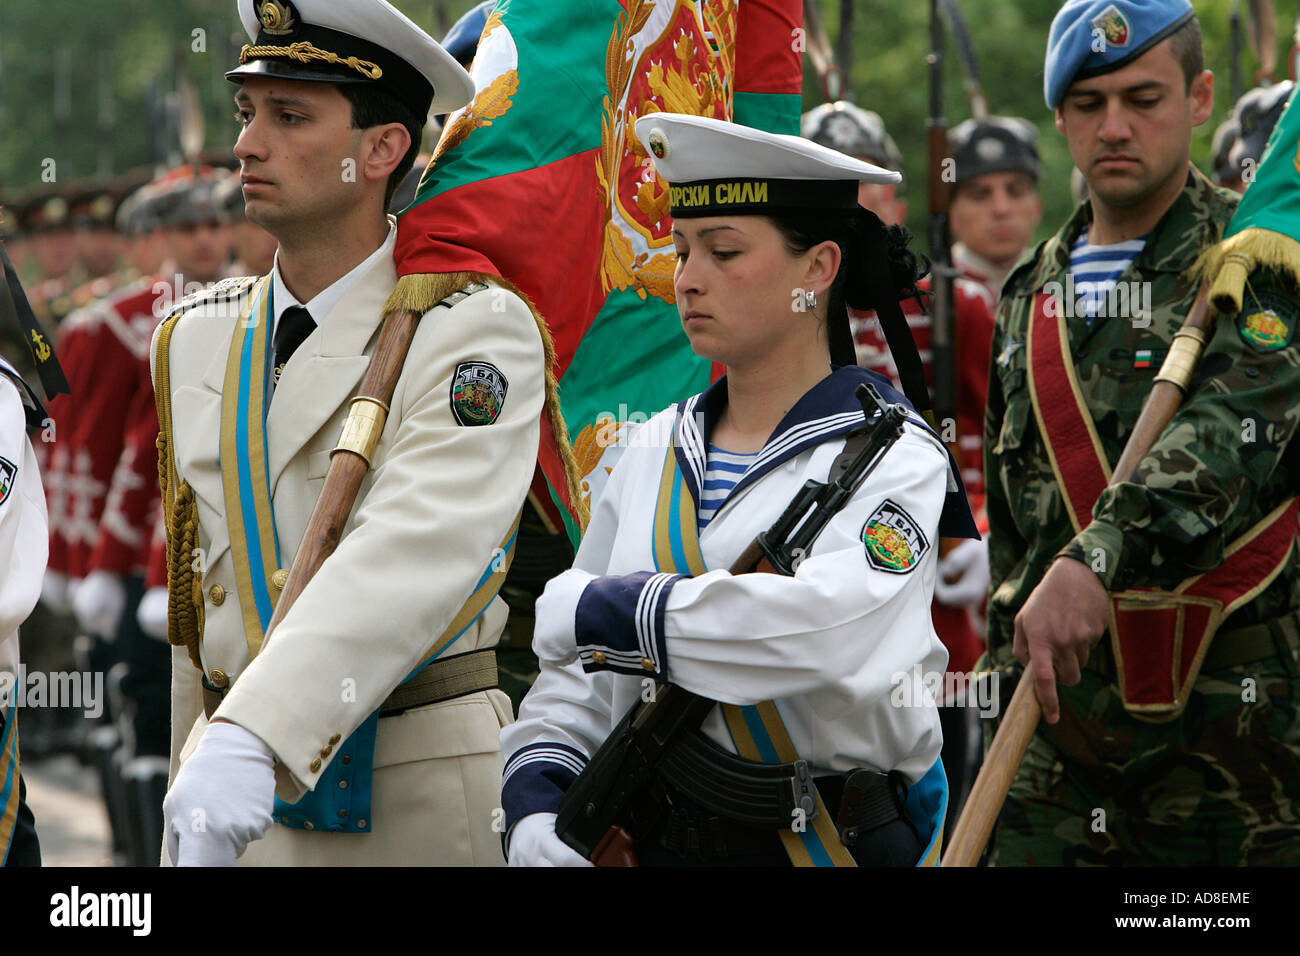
[672,365,978,539]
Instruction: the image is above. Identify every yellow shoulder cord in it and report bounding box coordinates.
[153,312,205,670]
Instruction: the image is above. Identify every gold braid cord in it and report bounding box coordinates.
[153,313,205,670]
[384,271,591,531]
[165,482,205,670]
[240,42,383,80]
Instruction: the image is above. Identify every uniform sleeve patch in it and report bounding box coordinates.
[1237,291,1296,353]
[0,456,16,506]
[450,361,508,426]
[862,498,929,574]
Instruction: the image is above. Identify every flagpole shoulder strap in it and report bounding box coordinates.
[1026,292,1297,720]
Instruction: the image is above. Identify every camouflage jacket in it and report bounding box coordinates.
[984,166,1300,653]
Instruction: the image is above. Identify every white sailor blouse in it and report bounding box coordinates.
[501,366,977,854]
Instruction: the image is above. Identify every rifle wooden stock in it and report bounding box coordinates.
[941,285,1217,866]
[261,307,423,646]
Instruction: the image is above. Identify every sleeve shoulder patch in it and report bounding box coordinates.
[0,455,16,506]
[1237,289,1297,353]
[862,498,930,574]
[450,361,508,425]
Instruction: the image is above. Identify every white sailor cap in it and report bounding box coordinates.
[226,0,475,119]
[633,112,899,219]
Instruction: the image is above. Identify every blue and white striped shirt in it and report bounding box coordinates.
[698,445,757,529]
[1069,234,1147,324]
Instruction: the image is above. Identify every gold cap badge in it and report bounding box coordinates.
[259,0,296,36]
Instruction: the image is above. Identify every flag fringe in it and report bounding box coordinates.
[1191,228,1300,314]
[384,271,590,532]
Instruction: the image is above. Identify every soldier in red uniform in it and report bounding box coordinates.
[39,167,231,860]
[946,118,1043,305]
[45,168,229,638]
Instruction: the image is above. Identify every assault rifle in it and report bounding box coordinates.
[555,383,909,865]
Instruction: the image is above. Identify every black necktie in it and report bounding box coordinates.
[272,305,315,387]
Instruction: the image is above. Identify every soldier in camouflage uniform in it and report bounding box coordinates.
[983,0,1300,866]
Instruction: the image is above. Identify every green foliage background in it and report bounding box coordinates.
[1,0,1294,243]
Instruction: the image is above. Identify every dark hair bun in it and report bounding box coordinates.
[841,211,928,312]
[882,223,929,301]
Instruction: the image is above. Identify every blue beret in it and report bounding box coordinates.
[1044,0,1195,109]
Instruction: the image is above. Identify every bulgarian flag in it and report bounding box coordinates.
[388,0,802,543]
[1199,88,1300,320]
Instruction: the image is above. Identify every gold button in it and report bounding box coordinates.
[304,821,315,831]
[338,780,348,790]
[341,755,351,765]
[271,568,289,590]
[310,757,322,773]
[320,745,333,758]
[338,809,348,819]
[641,658,655,671]
[209,668,229,689]
[357,819,367,829]
[208,584,225,606]
[592,650,607,665]
[328,734,341,745]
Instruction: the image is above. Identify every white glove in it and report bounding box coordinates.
[531,569,595,666]
[40,570,72,614]
[163,721,276,867]
[933,537,990,607]
[507,812,594,867]
[137,586,170,641]
[72,570,127,639]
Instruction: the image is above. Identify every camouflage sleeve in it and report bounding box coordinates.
[1062,271,1300,591]
[983,311,1028,610]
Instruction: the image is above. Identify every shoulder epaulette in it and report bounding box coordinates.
[165,275,259,321]
[437,280,490,310]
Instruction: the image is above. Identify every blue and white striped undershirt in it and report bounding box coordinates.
[698,444,757,528]
[1069,233,1147,324]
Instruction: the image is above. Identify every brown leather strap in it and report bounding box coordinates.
[201,648,499,721]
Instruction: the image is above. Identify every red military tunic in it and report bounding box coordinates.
[43,277,163,581]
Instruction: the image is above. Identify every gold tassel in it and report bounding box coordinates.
[382,272,482,316]
[385,272,591,532]
[1191,228,1300,313]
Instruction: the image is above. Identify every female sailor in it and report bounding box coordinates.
[501,113,977,867]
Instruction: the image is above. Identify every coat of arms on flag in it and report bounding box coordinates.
[394,0,801,542]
